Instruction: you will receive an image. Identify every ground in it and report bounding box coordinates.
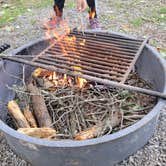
[0,0,166,165]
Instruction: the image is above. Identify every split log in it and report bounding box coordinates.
[23,105,37,128]
[8,100,30,128]
[75,111,122,140]
[17,128,56,139]
[27,83,52,127]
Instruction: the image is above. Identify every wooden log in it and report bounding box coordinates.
[8,100,30,128]
[32,68,52,78]
[27,83,52,127]
[17,128,56,139]
[75,111,122,140]
[23,105,38,128]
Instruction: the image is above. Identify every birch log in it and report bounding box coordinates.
[18,128,56,139]
[8,100,30,128]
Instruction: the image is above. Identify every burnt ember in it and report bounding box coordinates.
[6,69,156,141]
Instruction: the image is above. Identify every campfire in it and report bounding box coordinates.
[7,69,156,141]
[4,25,157,141]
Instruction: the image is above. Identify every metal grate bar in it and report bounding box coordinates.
[46,48,131,68]
[45,50,129,71]
[48,46,134,61]
[68,35,140,51]
[38,55,124,77]
[42,54,127,74]
[71,31,143,43]
[34,58,122,81]
[0,31,148,83]
[1,54,166,99]
[51,41,138,56]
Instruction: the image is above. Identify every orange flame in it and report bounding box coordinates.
[44,18,87,89]
[73,66,87,89]
[79,39,86,46]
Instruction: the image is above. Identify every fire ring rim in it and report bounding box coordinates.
[0,31,166,148]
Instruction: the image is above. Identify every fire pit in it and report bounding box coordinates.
[0,30,166,166]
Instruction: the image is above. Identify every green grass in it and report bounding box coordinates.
[0,0,52,27]
[65,0,76,9]
[159,7,166,14]
[160,48,166,59]
[130,17,144,27]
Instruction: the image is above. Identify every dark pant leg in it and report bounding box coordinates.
[54,0,65,16]
[86,0,97,18]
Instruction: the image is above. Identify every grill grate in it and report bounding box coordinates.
[34,30,148,83]
[0,31,148,83]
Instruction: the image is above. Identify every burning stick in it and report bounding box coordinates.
[32,68,52,78]
[8,100,30,128]
[27,83,52,127]
[23,105,37,128]
[75,111,122,140]
[17,128,56,139]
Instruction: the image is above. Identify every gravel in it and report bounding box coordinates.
[0,1,166,165]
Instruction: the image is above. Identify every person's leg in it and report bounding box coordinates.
[86,0,97,19]
[86,0,100,29]
[53,0,65,17]
[43,0,65,29]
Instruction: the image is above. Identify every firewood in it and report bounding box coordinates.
[27,83,52,127]
[75,111,122,140]
[34,77,54,89]
[8,100,30,128]
[32,68,52,78]
[23,105,37,128]
[17,128,56,139]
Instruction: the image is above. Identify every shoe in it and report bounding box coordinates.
[42,16,62,30]
[89,18,101,30]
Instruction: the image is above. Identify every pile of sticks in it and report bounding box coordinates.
[7,68,156,141]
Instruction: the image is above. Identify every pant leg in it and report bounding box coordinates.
[86,0,97,18]
[53,0,65,16]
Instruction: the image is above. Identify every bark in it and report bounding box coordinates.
[17,128,56,139]
[23,105,37,128]
[27,83,52,127]
[8,100,30,128]
[75,111,122,140]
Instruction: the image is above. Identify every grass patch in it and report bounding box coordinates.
[130,17,144,27]
[0,0,52,27]
[159,48,166,59]
[142,7,166,24]
[65,0,76,9]
[159,7,166,14]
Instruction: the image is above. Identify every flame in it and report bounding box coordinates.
[60,35,77,55]
[79,39,86,46]
[43,18,87,89]
[73,66,87,89]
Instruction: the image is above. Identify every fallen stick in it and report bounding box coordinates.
[8,100,30,128]
[17,128,56,139]
[23,105,38,128]
[27,83,52,127]
[75,111,122,140]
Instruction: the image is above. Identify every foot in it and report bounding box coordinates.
[42,16,62,30]
[89,18,101,30]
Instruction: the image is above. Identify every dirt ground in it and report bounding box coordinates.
[0,0,166,165]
